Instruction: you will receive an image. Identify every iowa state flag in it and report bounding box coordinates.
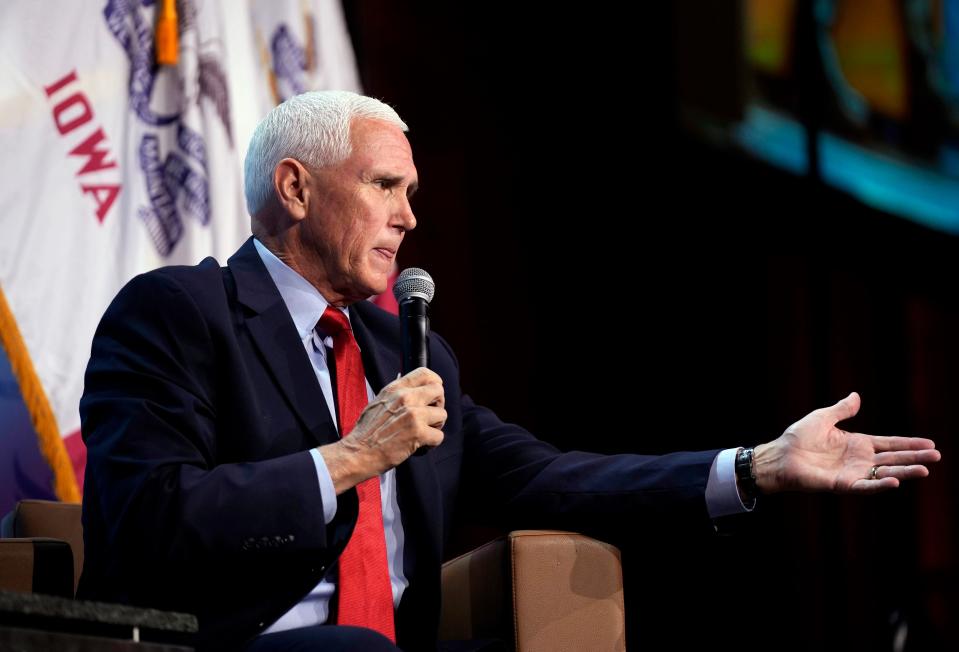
[0,0,364,517]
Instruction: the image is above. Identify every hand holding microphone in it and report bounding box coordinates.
[393,268,440,456]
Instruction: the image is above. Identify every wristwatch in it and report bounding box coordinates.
[734,446,758,506]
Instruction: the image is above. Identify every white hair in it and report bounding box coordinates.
[243,90,409,215]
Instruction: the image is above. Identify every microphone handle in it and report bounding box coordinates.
[400,298,430,374]
[399,297,432,457]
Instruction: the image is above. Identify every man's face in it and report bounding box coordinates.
[302,118,418,304]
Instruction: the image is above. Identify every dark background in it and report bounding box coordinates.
[344,3,958,650]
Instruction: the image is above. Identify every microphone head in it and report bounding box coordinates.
[393,267,435,304]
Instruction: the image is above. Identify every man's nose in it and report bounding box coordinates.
[394,197,416,232]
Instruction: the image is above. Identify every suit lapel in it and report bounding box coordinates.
[229,238,337,447]
[348,303,394,394]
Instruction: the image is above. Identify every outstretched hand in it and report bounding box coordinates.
[753,392,941,495]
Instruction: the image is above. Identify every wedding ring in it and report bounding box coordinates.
[868,465,880,480]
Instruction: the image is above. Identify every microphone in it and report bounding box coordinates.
[393,268,435,457]
[393,267,434,373]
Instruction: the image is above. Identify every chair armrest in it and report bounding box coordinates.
[0,538,74,598]
[440,534,512,644]
[440,530,625,651]
[2,500,83,594]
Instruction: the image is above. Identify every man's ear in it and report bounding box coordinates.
[273,158,311,222]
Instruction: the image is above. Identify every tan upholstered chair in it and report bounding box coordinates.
[0,502,626,650]
[439,530,626,651]
[0,499,84,596]
[0,499,84,597]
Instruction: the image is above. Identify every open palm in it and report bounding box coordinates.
[755,392,940,495]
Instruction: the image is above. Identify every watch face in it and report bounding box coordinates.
[736,448,756,480]
[735,448,759,504]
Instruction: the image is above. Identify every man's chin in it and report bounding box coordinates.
[359,278,390,301]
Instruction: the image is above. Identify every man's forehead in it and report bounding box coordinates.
[350,118,412,154]
[349,120,417,182]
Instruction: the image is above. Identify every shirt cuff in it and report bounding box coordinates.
[705,447,754,519]
[309,448,338,524]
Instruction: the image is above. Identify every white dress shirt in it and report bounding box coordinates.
[255,239,407,635]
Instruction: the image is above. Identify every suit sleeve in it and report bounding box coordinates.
[430,333,719,534]
[80,272,352,573]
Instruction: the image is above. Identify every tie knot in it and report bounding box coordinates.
[318,305,351,337]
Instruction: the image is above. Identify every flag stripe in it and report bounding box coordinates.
[0,285,80,503]
[0,343,57,517]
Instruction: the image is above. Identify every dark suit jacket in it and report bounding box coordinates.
[78,237,719,650]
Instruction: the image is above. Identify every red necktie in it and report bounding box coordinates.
[318,306,395,641]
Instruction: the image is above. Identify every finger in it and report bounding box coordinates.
[427,384,445,410]
[379,378,443,404]
[873,449,942,466]
[869,436,938,453]
[379,403,446,438]
[848,477,900,494]
[409,414,447,450]
[389,382,444,410]
[873,464,931,481]
[388,367,443,390]
[825,391,860,423]
[420,425,446,448]
[419,405,447,430]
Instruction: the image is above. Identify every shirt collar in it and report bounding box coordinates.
[253,237,349,340]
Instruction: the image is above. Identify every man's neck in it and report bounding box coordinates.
[254,234,354,308]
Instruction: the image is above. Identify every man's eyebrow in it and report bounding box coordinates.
[374,173,420,198]
[373,173,419,198]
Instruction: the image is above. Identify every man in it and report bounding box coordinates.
[78,91,941,651]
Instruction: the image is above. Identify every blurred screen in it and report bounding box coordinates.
[692,0,959,234]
